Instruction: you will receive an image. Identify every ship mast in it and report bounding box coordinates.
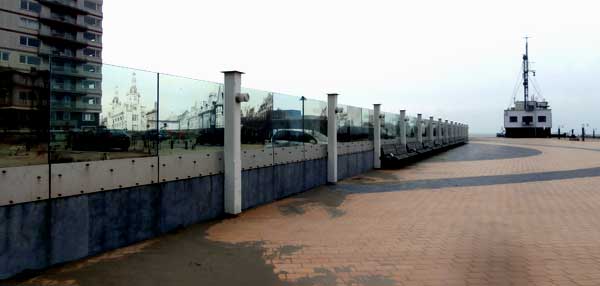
[522,37,530,111]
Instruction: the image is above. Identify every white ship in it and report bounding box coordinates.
[503,38,552,138]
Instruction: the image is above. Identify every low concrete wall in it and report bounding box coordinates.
[0,175,224,279]
[338,151,374,180]
[0,150,373,279]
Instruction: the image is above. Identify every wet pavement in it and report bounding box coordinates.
[7,138,600,286]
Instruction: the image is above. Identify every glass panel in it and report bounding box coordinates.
[407,116,418,138]
[303,98,328,143]
[383,112,399,139]
[336,104,349,142]
[158,74,223,155]
[363,108,374,141]
[0,64,50,167]
[241,88,273,149]
[50,64,158,163]
[272,93,304,147]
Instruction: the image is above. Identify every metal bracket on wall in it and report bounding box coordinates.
[50,157,159,198]
[159,151,224,182]
[242,148,274,170]
[0,165,49,206]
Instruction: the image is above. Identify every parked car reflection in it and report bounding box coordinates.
[269,129,328,147]
[71,127,131,151]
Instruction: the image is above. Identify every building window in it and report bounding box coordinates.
[63,112,71,121]
[538,116,547,123]
[19,55,41,65]
[84,16,102,27]
[84,80,99,90]
[509,116,518,123]
[84,1,101,11]
[19,36,40,47]
[20,0,41,13]
[83,113,95,121]
[83,32,101,43]
[83,48,101,58]
[522,116,533,124]
[19,17,39,30]
[84,64,98,73]
[0,51,9,62]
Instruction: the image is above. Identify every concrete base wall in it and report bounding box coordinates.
[0,175,224,279]
[338,151,374,180]
[0,151,371,279]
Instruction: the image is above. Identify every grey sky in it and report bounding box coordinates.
[103,0,600,134]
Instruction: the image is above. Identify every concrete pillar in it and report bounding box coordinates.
[437,118,442,143]
[223,71,245,215]
[399,110,407,145]
[444,120,449,143]
[373,104,381,169]
[450,121,454,141]
[417,114,423,144]
[428,116,434,142]
[327,93,338,184]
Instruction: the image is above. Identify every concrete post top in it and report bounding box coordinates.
[327,93,339,97]
[417,114,422,117]
[400,110,406,113]
[221,70,244,75]
[430,116,434,120]
[445,120,449,123]
[374,104,381,107]
[438,118,442,121]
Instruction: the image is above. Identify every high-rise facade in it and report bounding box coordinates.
[0,0,103,132]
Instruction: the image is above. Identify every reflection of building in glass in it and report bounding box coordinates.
[0,0,104,131]
[103,73,148,131]
[162,90,224,131]
[0,68,49,133]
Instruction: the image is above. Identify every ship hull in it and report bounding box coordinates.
[505,127,551,138]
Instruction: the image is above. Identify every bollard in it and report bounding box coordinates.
[400,110,407,146]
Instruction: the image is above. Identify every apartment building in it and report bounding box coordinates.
[0,0,103,132]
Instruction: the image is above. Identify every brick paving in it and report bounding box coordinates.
[9,138,600,286]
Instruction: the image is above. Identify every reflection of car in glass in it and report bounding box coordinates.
[269,129,328,147]
[71,128,131,151]
[144,129,169,142]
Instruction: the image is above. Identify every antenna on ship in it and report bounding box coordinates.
[523,36,530,111]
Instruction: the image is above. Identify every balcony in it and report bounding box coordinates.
[51,83,100,95]
[39,27,88,47]
[75,101,102,111]
[39,10,87,31]
[37,0,89,15]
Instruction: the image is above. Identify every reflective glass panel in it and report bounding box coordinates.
[383,112,399,139]
[407,116,418,138]
[241,88,273,149]
[303,98,328,142]
[158,74,223,155]
[50,64,158,163]
[272,93,304,147]
[0,62,49,167]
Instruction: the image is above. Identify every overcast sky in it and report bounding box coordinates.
[103,0,600,134]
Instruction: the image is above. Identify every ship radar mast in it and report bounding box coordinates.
[522,37,537,111]
[523,37,530,110]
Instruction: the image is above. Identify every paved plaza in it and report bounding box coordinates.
[7,138,600,286]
